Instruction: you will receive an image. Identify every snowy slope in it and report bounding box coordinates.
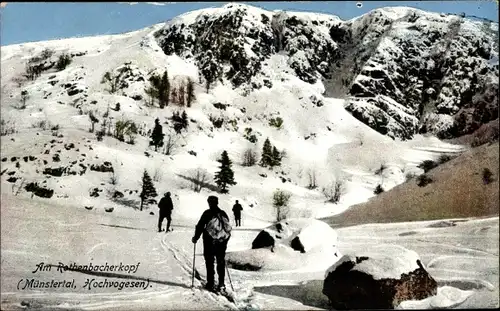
[1,191,497,310]
[1,3,498,310]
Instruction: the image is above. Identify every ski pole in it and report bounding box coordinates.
[226,261,234,292]
[192,242,196,288]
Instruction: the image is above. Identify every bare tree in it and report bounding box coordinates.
[178,83,186,107]
[242,148,257,166]
[374,162,387,176]
[356,132,364,146]
[307,168,318,189]
[1,119,17,136]
[110,169,118,185]
[153,166,163,182]
[14,178,25,196]
[163,132,178,155]
[88,111,99,133]
[273,189,291,222]
[101,71,120,94]
[322,179,346,204]
[190,168,209,193]
[17,90,29,110]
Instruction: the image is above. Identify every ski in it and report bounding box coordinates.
[194,279,236,303]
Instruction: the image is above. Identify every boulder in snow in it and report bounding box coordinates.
[252,230,275,249]
[252,219,337,253]
[322,244,437,309]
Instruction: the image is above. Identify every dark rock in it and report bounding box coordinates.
[67,88,83,96]
[52,154,61,162]
[25,182,54,198]
[149,211,155,215]
[90,188,100,197]
[188,150,197,156]
[64,143,75,150]
[43,167,65,177]
[90,162,114,173]
[10,157,17,162]
[213,102,227,110]
[252,230,275,249]
[290,236,306,253]
[323,250,437,309]
[28,156,37,161]
[259,173,267,178]
[7,177,18,183]
[112,191,124,199]
[1,157,7,162]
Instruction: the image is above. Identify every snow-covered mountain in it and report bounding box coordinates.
[154,4,499,140]
[1,3,498,310]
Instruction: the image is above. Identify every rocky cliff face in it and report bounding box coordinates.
[155,4,498,140]
[155,4,341,88]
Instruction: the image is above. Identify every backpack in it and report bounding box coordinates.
[206,210,232,242]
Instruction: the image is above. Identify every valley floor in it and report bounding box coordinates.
[1,190,498,310]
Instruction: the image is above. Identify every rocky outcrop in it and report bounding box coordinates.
[90,162,114,173]
[25,182,54,198]
[252,230,275,249]
[323,245,438,309]
[156,3,339,88]
[251,219,338,253]
[332,9,498,140]
[156,4,497,140]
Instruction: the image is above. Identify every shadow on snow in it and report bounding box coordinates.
[253,280,331,310]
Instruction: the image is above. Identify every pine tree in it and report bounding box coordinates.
[140,170,157,211]
[214,150,237,193]
[181,110,189,130]
[146,70,169,108]
[171,111,182,134]
[160,70,170,108]
[150,118,164,151]
[271,146,281,167]
[260,138,273,167]
[186,78,195,107]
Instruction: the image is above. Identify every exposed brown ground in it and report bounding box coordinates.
[323,142,499,228]
[448,119,499,147]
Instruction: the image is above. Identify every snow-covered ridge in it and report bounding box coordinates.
[152,3,499,140]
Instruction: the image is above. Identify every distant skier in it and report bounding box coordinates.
[150,118,164,152]
[158,192,173,232]
[192,196,232,293]
[232,200,243,227]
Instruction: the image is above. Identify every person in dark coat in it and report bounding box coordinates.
[232,200,243,227]
[158,192,173,232]
[192,196,231,292]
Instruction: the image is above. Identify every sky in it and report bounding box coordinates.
[0,1,498,46]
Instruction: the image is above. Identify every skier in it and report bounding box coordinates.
[232,200,243,227]
[191,195,232,293]
[150,118,164,152]
[158,192,173,232]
